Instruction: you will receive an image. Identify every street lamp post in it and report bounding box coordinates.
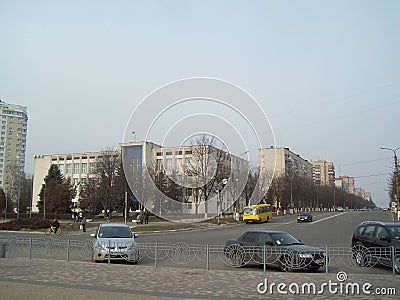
[217,178,228,224]
[381,146,400,220]
[43,183,46,219]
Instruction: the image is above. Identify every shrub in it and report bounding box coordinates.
[0,219,52,231]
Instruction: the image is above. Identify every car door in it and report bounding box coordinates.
[256,232,276,264]
[372,225,392,264]
[239,232,260,260]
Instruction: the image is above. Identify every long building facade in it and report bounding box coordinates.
[32,151,104,213]
[32,141,248,217]
[0,100,28,193]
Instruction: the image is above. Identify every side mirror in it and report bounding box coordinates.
[134,233,139,238]
[265,241,274,246]
[380,235,391,242]
[90,233,95,238]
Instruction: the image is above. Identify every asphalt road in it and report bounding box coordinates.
[138,210,393,247]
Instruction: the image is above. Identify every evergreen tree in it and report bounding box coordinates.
[37,165,75,215]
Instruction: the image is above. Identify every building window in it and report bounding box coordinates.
[65,164,71,174]
[89,162,96,173]
[165,151,172,156]
[73,163,79,174]
[59,164,64,174]
[175,158,182,172]
[185,158,192,168]
[156,159,163,171]
[165,158,172,171]
[81,163,87,174]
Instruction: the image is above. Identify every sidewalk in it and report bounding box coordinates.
[0,257,399,299]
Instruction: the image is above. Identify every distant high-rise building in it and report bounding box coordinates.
[311,161,335,186]
[259,147,313,179]
[0,100,28,192]
[335,176,355,194]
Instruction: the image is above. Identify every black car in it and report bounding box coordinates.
[224,230,326,272]
[297,212,313,222]
[351,221,400,274]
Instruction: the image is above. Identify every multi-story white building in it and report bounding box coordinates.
[32,141,248,217]
[0,100,28,193]
[121,141,248,217]
[32,151,104,213]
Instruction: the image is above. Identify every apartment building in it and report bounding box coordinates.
[0,100,28,193]
[258,147,313,179]
[311,160,335,186]
[355,187,366,199]
[32,151,104,212]
[336,176,355,194]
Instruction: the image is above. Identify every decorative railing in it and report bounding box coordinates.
[0,236,398,275]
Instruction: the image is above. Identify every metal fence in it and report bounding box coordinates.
[0,235,398,275]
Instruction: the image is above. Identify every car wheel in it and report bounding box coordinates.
[353,244,370,267]
[394,258,400,275]
[225,244,245,267]
[279,255,294,272]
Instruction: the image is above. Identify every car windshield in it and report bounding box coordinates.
[271,232,303,246]
[98,226,133,238]
[243,208,258,215]
[388,226,400,239]
[299,213,309,216]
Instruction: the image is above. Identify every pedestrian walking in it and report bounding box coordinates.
[144,210,149,224]
[106,210,110,223]
[81,216,87,232]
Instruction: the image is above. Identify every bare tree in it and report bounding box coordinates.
[186,134,229,217]
[92,147,125,218]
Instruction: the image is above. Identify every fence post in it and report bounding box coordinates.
[206,244,209,271]
[325,245,329,274]
[155,242,158,268]
[263,245,266,273]
[108,240,111,264]
[29,237,32,259]
[392,245,395,276]
[67,239,70,262]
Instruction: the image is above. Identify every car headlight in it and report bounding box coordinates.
[298,253,313,258]
[95,242,107,250]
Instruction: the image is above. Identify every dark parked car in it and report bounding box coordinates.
[297,212,313,222]
[351,221,400,274]
[224,230,326,272]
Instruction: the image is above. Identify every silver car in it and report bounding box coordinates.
[91,223,139,263]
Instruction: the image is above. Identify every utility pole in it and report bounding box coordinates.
[381,147,400,220]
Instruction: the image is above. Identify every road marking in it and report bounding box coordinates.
[311,212,345,224]
[270,213,346,225]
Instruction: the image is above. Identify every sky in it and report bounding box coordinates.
[1,0,399,208]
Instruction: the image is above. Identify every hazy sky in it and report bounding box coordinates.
[1,0,399,208]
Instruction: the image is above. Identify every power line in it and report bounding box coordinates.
[339,157,391,166]
[353,173,390,178]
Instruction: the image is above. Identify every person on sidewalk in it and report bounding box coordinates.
[51,218,60,234]
[81,216,87,232]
